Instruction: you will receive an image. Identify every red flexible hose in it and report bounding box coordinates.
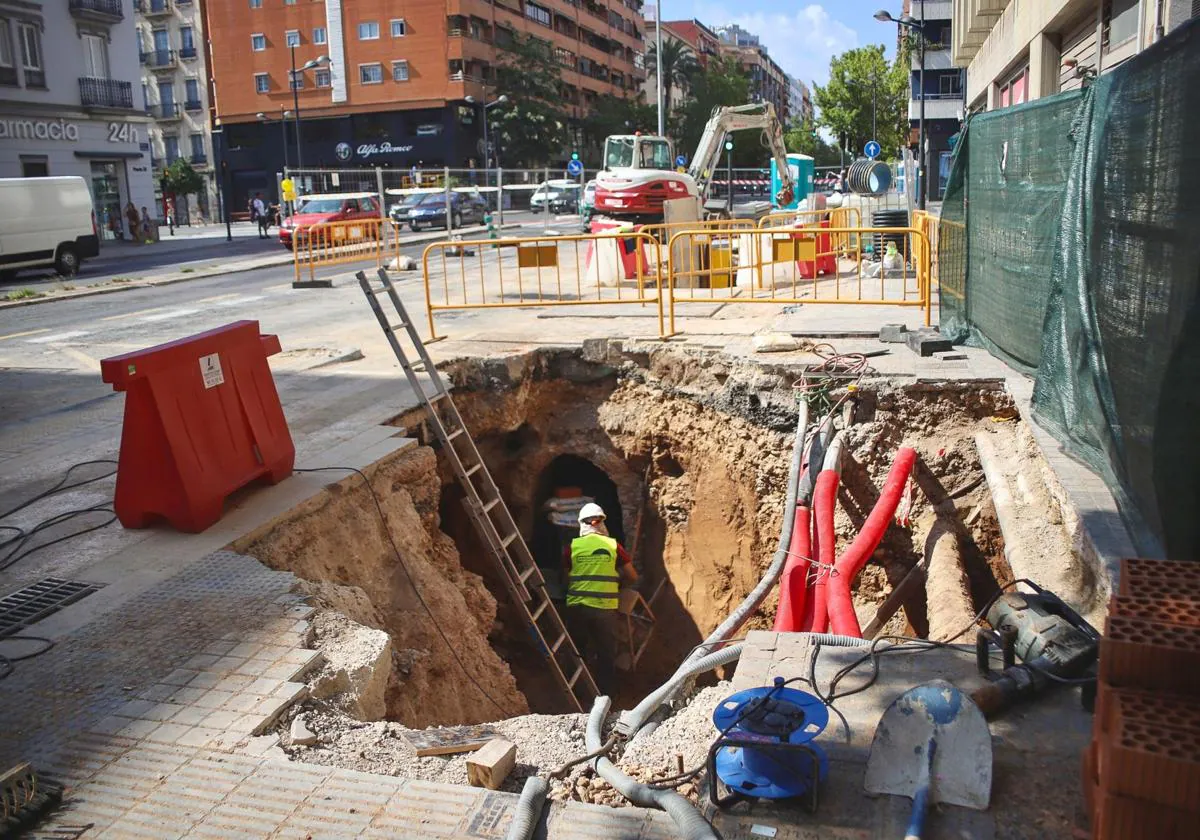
[804,470,840,634]
[772,506,811,632]
[828,446,918,637]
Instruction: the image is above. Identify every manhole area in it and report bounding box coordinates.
[0,577,103,638]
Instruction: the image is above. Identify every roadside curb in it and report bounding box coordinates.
[0,223,525,311]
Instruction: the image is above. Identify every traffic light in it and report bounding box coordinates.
[571,152,579,161]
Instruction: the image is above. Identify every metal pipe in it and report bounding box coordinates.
[655,0,664,136]
[290,44,303,170]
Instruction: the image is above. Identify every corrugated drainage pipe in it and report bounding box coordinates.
[588,696,718,840]
[504,776,548,840]
[618,644,744,736]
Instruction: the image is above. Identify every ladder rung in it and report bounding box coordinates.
[517,562,534,580]
[385,321,409,333]
[551,633,568,654]
[504,534,519,550]
[530,600,548,622]
[566,664,584,689]
[464,463,481,477]
[447,429,464,441]
[482,499,499,513]
[429,392,448,403]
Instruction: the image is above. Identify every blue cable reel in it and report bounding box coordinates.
[706,677,829,812]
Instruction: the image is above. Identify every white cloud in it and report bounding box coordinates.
[691,3,859,90]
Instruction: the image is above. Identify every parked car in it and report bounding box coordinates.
[0,176,98,278]
[278,192,381,250]
[406,191,488,231]
[530,180,581,214]
[387,193,425,225]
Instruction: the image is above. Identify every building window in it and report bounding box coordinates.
[20,156,48,176]
[359,63,382,84]
[180,26,195,53]
[938,73,961,96]
[254,72,269,93]
[185,77,200,102]
[285,29,300,47]
[358,21,379,40]
[391,59,408,81]
[283,0,295,5]
[390,18,406,37]
[1104,0,1139,48]
[0,19,13,78]
[17,22,42,87]
[314,68,330,87]
[190,133,204,158]
[248,0,261,7]
[251,33,265,51]
[313,27,326,45]
[525,3,550,27]
[164,135,180,163]
[290,72,303,90]
[82,32,108,78]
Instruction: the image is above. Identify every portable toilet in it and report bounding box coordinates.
[771,153,814,210]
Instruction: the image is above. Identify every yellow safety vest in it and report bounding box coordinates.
[567,533,620,609]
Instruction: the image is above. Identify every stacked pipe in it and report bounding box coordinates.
[773,427,916,637]
[1083,558,1200,840]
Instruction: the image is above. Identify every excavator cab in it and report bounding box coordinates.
[603,135,674,171]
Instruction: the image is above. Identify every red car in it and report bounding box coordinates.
[278,192,382,249]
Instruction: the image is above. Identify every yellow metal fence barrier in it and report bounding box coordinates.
[667,225,932,326]
[293,217,396,284]
[422,231,668,339]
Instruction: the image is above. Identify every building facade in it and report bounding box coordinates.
[906,0,962,199]
[136,0,217,222]
[713,23,790,122]
[952,0,1198,112]
[787,76,812,127]
[639,16,719,117]
[0,0,154,240]
[203,0,645,207]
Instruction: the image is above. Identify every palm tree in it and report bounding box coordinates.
[646,39,700,122]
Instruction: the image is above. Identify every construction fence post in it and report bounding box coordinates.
[444,166,452,232]
[497,167,504,229]
[543,166,550,232]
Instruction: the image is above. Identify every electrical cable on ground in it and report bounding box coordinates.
[0,636,54,681]
[295,466,515,719]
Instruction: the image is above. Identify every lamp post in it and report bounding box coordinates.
[464,93,508,184]
[875,7,926,210]
[288,47,329,172]
[257,107,292,171]
[655,0,664,136]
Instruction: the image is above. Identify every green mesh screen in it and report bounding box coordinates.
[938,20,1200,558]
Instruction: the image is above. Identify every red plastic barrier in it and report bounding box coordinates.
[773,505,811,632]
[828,447,917,637]
[797,220,836,279]
[100,320,295,533]
[805,470,840,633]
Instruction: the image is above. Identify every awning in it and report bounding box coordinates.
[74,150,144,159]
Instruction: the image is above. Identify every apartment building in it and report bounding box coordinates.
[638,16,720,115]
[713,23,790,122]
[788,77,812,126]
[905,0,962,199]
[953,0,1199,111]
[136,0,217,221]
[203,0,645,205]
[0,0,153,240]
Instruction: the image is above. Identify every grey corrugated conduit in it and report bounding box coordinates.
[619,644,744,738]
[587,696,718,840]
[504,776,549,840]
[617,400,809,737]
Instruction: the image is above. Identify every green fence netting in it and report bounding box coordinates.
[938,19,1200,558]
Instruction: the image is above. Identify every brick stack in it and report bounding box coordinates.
[1083,558,1200,839]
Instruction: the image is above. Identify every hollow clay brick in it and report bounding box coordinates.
[1119,558,1200,600]
[1093,785,1198,840]
[1096,684,1200,737]
[1109,594,1200,628]
[1098,715,1200,811]
[1100,615,1200,694]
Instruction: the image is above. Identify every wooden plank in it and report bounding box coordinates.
[403,725,502,757]
[466,738,517,790]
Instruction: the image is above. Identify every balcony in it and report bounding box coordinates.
[913,44,954,71]
[79,77,133,109]
[138,0,173,16]
[908,93,963,121]
[190,152,207,165]
[150,102,182,119]
[179,45,198,60]
[69,0,125,23]
[184,98,203,112]
[141,49,178,69]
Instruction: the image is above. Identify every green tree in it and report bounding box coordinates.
[812,45,908,159]
[646,39,700,120]
[492,33,570,167]
[581,94,656,156]
[160,158,204,197]
[784,118,842,167]
[672,55,750,161]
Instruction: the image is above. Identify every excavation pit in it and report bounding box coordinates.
[233,344,1104,795]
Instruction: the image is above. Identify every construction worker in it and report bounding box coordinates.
[562,502,637,696]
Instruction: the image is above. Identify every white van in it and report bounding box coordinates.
[0,176,99,277]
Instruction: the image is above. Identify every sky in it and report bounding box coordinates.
[657,0,903,92]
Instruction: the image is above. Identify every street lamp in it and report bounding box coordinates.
[464,94,508,172]
[288,47,329,171]
[655,0,664,136]
[875,7,927,210]
[257,107,292,171]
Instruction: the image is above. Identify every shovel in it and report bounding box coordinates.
[864,680,992,839]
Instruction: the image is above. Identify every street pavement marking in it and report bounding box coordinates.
[101,306,169,322]
[0,328,50,342]
[140,308,200,322]
[213,295,265,306]
[263,283,293,292]
[27,330,90,343]
[195,293,243,304]
[56,346,101,370]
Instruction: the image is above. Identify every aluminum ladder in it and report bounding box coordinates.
[356,268,598,712]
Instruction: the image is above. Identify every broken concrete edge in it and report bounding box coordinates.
[306,348,366,369]
[0,223,528,310]
[292,279,334,289]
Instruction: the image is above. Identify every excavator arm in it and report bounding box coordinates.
[687,102,795,209]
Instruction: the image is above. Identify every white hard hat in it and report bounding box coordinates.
[578,502,606,523]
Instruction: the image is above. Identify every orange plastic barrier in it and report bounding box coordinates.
[100,320,295,532]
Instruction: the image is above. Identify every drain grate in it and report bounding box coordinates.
[0,578,103,638]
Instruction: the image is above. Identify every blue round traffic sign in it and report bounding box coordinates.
[675,155,687,167]
[566,159,583,176]
[864,140,881,159]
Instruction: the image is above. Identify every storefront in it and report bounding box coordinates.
[0,111,155,242]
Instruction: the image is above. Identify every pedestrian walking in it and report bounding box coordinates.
[252,192,269,239]
[125,202,140,242]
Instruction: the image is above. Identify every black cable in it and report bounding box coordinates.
[295,466,515,719]
[0,636,54,681]
[0,505,117,571]
[0,460,117,521]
